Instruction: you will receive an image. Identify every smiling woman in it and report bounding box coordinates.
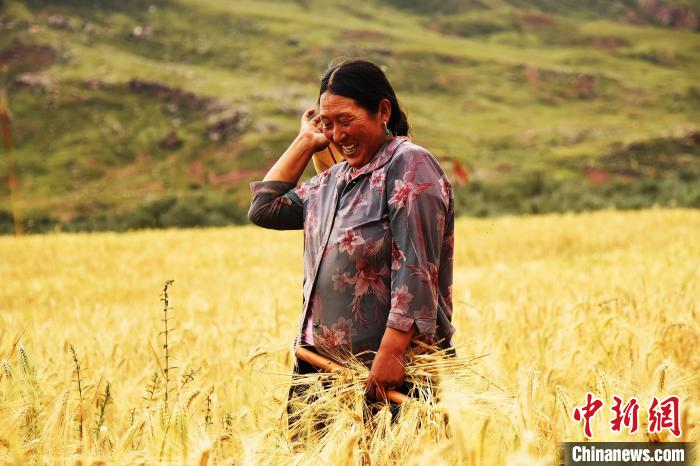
[247,58,455,429]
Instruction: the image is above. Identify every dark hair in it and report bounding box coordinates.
[318,58,410,137]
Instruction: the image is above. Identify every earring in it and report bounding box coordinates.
[383,121,393,139]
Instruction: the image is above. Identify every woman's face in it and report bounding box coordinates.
[318,92,390,169]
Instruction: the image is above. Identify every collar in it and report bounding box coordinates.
[335,136,409,183]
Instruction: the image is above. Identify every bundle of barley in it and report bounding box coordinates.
[277,345,516,465]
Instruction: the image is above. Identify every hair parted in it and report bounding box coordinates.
[318,58,410,137]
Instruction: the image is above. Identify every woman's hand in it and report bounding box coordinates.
[365,325,417,402]
[299,107,331,153]
[365,347,405,402]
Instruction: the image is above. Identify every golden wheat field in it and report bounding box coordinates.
[0,208,698,465]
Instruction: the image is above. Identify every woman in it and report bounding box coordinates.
[248,58,455,404]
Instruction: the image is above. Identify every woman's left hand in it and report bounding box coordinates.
[365,348,405,402]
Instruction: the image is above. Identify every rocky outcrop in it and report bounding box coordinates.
[159,130,183,150]
[0,44,56,72]
[522,66,600,100]
[12,73,53,90]
[128,79,220,113]
[206,109,250,142]
[627,0,699,29]
[129,25,152,39]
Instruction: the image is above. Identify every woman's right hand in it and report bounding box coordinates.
[299,107,331,153]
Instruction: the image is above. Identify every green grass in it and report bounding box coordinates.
[0,0,698,232]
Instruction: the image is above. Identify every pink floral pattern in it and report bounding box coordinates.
[248,137,456,357]
[338,228,365,256]
[439,177,450,201]
[332,271,352,293]
[363,236,384,257]
[369,169,386,192]
[317,325,347,347]
[391,240,405,271]
[388,171,433,214]
[346,261,390,301]
[305,210,319,235]
[407,261,439,304]
[294,183,310,202]
[391,285,414,314]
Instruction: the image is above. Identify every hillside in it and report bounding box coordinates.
[1,0,699,233]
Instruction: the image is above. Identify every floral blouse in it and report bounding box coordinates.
[248,136,455,360]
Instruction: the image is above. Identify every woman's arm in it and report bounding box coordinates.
[248,108,330,230]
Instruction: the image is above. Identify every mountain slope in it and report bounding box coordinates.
[1,0,699,232]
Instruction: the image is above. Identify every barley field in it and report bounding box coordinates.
[0,208,698,465]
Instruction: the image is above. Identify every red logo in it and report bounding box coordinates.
[610,396,640,434]
[573,393,682,438]
[648,396,681,438]
[573,393,604,438]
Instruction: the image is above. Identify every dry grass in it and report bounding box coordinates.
[0,208,698,464]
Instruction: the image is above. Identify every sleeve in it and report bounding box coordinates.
[385,148,450,336]
[247,180,303,230]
